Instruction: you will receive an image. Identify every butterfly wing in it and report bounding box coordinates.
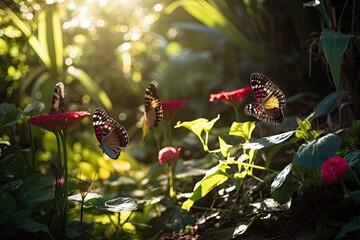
[245,103,284,125]
[93,108,129,159]
[245,73,286,125]
[250,73,286,109]
[142,84,163,139]
[50,82,65,114]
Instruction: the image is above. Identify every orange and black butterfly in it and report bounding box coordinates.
[142,84,163,139]
[50,82,65,114]
[245,73,286,125]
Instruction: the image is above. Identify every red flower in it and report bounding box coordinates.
[321,156,349,183]
[209,86,252,106]
[158,147,180,165]
[52,177,65,187]
[162,100,186,119]
[28,111,90,133]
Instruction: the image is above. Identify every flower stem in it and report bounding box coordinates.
[168,161,175,198]
[232,105,240,122]
[60,131,68,234]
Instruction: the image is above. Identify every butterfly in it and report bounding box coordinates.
[142,83,163,139]
[50,82,65,114]
[93,108,129,159]
[244,73,286,125]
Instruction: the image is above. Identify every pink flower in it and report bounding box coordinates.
[162,100,186,120]
[321,156,349,183]
[28,111,90,133]
[209,86,252,106]
[52,177,65,187]
[158,147,180,165]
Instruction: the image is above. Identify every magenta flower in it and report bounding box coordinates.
[158,147,180,165]
[162,100,186,120]
[209,86,252,106]
[52,177,65,187]
[321,156,349,183]
[28,111,90,133]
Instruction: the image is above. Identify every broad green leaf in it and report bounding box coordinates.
[105,197,138,212]
[0,103,23,129]
[344,151,360,169]
[23,101,45,116]
[67,67,112,110]
[19,174,54,209]
[293,133,341,168]
[242,131,294,150]
[311,91,337,120]
[229,121,255,142]
[320,29,351,91]
[66,221,87,239]
[68,193,104,208]
[271,163,295,204]
[12,211,53,238]
[182,162,229,211]
[218,136,232,157]
[335,217,360,240]
[175,115,220,151]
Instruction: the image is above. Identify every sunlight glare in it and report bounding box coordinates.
[154,3,163,12]
[68,1,76,10]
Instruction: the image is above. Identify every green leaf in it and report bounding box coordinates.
[67,67,112,110]
[229,121,255,142]
[0,103,23,129]
[320,29,351,91]
[12,211,53,238]
[165,0,265,60]
[2,5,50,67]
[175,115,220,151]
[344,151,360,169]
[23,101,45,116]
[335,217,360,240]
[0,191,16,224]
[105,197,138,212]
[242,131,294,150]
[346,119,360,136]
[19,174,54,209]
[311,92,337,120]
[68,193,137,212]
[293,133,341,168]
[218,136,232,157]
[68,193,104,208]
[182,162,229,211]
[271,163,295,204]
[39,5,63,74]
[66,221,87,238]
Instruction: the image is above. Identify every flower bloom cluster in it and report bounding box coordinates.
[158,147,180,165]
[321,156,349,183]
[162,100,186,120]
[209,86,252,106]
[28,111,90,133]
[52,177,65,187]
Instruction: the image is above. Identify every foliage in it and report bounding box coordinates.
[1,0,360,239]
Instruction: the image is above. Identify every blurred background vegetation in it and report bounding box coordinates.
[1,0,359,238]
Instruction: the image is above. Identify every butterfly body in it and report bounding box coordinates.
[93,108,129,159]
[142,84,163,139]
[245,73,286,125]
[50,82,65,114]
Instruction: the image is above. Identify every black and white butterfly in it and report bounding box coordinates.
[142,83,163,139]
[50,82,65,114]
[93,108,129,159]
[245,73,286,125]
